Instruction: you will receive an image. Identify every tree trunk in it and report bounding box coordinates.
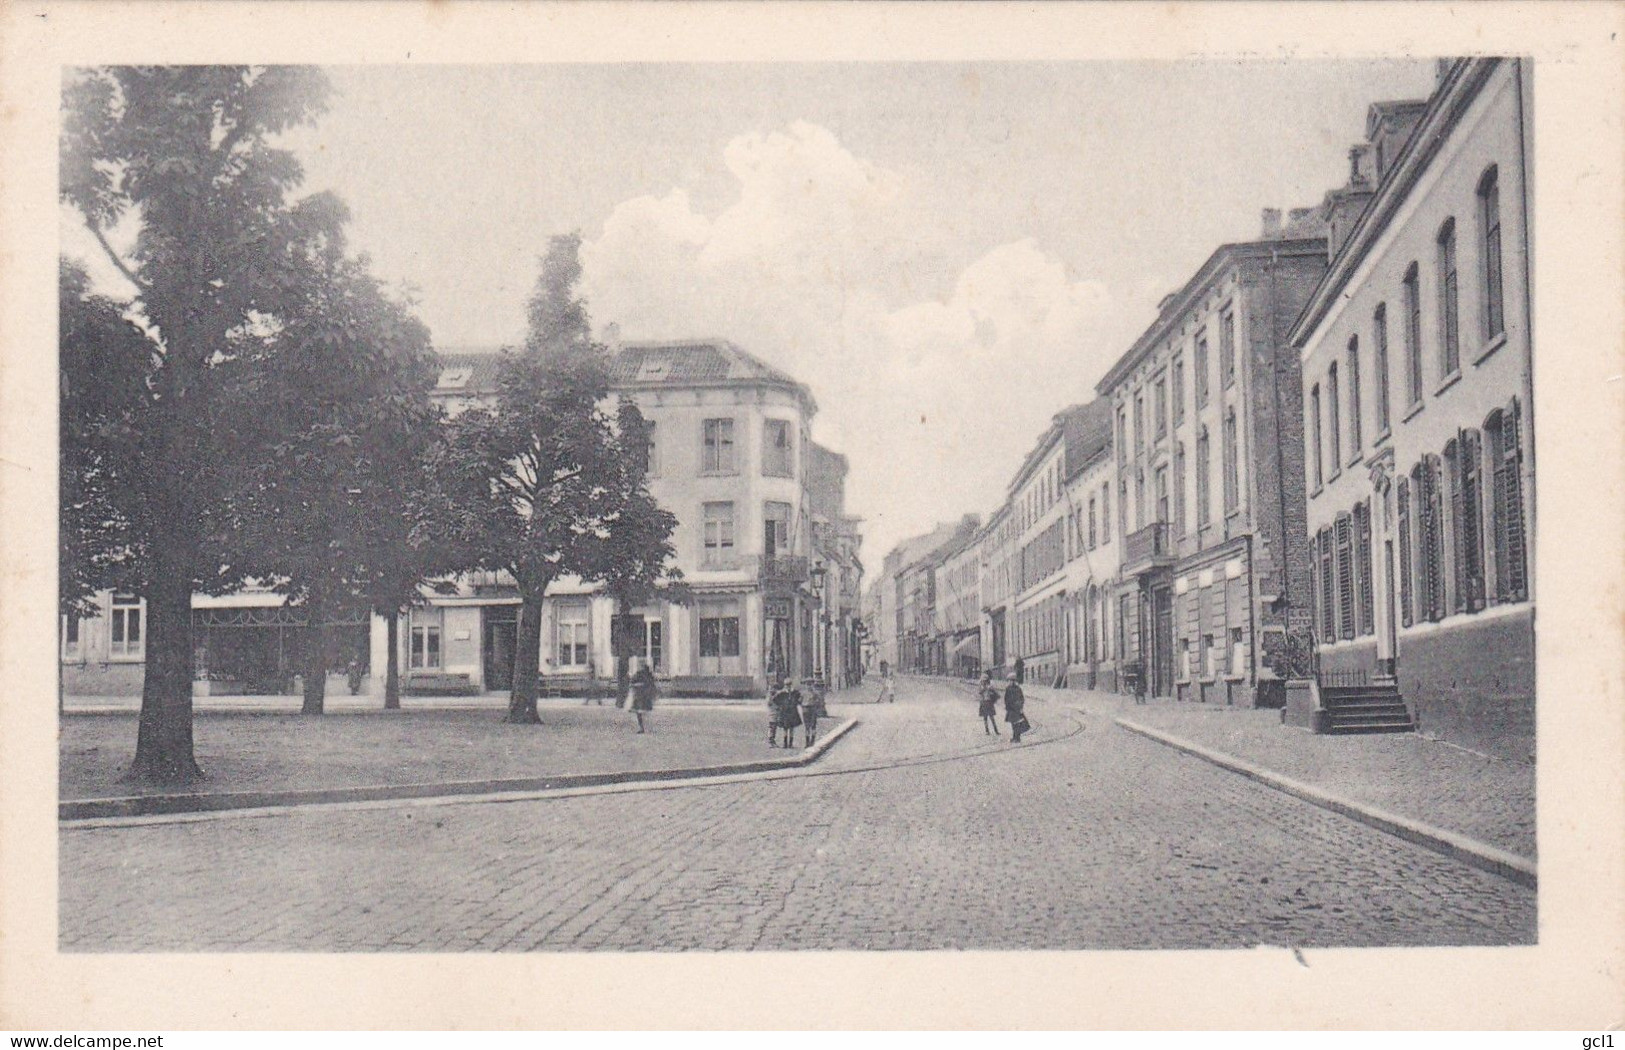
[507,591,544,724]
[128,571,203,784]
[615,593,631,706]
[384,609,401,710]
[301,594,328,715]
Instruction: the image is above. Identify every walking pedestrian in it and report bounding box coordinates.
[976,672,1000,736]
[584,658,603,705]
[1013,656,1025,685]
[1003,674,1030,744]
[629,657,657,733]
[801,677,828,748]
[768,676,802,748]
[879,661,896,704]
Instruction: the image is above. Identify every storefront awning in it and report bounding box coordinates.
[950,633,980,658]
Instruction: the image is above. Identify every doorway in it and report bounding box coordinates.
[482,606,518,691]
[1381,538,1398,676]
[1152,586,1174,697]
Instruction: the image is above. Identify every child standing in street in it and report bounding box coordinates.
[768,677,802,748]
[977,672,1000,736]
[629,658,657,734]
[801,677,828,748]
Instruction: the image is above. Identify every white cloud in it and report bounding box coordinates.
[580,122,1120,562]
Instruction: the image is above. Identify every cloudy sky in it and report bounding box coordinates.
[64,60,1438,564]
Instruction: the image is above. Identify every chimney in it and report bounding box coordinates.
[1260,208,1282,238]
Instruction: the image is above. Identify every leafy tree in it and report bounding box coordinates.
[579,398,687,704]
[59,66,354,780]
[59,260,150,619]
[217,250,441,714]
[445,234,622,723]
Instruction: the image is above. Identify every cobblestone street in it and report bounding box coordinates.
[59,677,1535,951]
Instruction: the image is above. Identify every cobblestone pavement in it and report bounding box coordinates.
[59,677,1535,951]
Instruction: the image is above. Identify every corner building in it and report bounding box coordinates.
[1096,218,1330,706]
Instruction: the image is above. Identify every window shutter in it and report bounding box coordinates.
[1461,428,1484,611]
[1448,439,1467,614]
[1397,478,1414,627]
[1335,513,1355,640]
[1424,457,1446,622]
[1503,400,1528,600]
[1356,501,1375,635]
[1318,528,1335,640]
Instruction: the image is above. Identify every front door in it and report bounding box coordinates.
[482,607,517,691]
[1152,586,1174,697]
[1382,538,1398,675]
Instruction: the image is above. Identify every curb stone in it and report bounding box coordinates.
[1115,716,1537,890]
[60,716,858,821]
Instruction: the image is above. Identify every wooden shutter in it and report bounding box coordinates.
[1397,478,1414,627]
[1461,428,1484,611]
[1318,527,1335,639]
[1423,457,1445,622]
[1503,401,1528,600]
[1356,500,1375,635]
[1448,439,1467,614]
[1335,513,1355,640]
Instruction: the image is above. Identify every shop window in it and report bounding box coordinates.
[699,616,741,658]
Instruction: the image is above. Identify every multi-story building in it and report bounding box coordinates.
[1291,58,1533,759]
[1007,408,1081,688]
[1058,399,1120,691]
[65,338,849,700]
[1096,211,1330,706]
[978,505,1016,677]
[808,442,865,689]
[934,531,984,678]
[864,517,978,676]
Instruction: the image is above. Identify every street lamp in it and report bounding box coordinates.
[809,563,827,681]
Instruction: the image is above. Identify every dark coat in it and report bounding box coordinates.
[770,688,803,728]
[1003,683,1026,722]
[977,684,999,717]
[630,667,657,712]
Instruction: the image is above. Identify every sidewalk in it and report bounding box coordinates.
[62,691,766,714]
[60,702,858,819]
[1011,679,1534,864]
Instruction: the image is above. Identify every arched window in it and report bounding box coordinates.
[1479,165,1505,342]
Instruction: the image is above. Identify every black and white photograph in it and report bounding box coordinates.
[3,0,1623,1034]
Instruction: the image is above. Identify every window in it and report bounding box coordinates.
[410,623,441,670]
[1479,166,1505,343]
[1119,479,1129,538]
[643,619,663,671]
[1222,409,1239,514]
[1347,337,1363,457]
[1397,478,1414,627]
[1155,465,1170,525]
[1172,355,1186,426]
[1403,264,1424,406]
[763,419,794,476]
[764,500,791,558]
[698,616,741,658]
[1485,401,1528,602]
[702,418,736,473]
[1133,394,1145,453]
[1195,333,1210,406]
[702,501,736,567]
[1448,430,1486,613]
[1220,309,1237,389]
[110,594,143,658]
[1102,484,1112,543]
[556,607,590,669]
[1310,384,1324,490]
[1195,427,1211,527]
[1117,408,1128,466]
[1229,627,1245,675]
[1154,378,1168,439]
[1173,443,1187,536]
[1327,363,1342,475]
[643,421,660,477]
[1374,305,1392,433]
[1437,219,1460,377]
[1087,497,1098,549]
[62,614,81,660]
[1134,471,1145,531]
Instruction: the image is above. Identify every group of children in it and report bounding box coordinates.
[975,671,1031,744]
[767,677,829,748]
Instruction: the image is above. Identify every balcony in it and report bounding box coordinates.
[757,554,810,586]
[1122,521,1176,576]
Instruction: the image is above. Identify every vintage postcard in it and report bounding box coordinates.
[2,0,1622,1032]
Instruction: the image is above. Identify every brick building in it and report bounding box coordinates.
[1096,217,1330,706]
[1291,58,1534,759]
